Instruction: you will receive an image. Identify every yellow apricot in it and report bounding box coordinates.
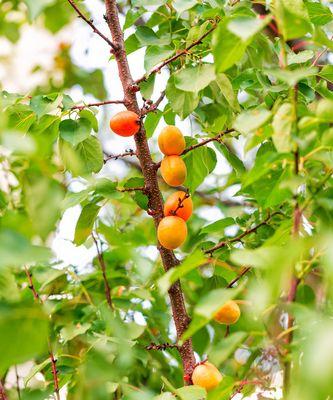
[158,125,186,155]
[214,300,240,325]
[157,216,187,250]
[192,361,223,391]
[160,155,187,187]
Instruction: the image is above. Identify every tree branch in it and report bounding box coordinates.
[24,267,60,400]
[71,99,125,110]
[205,212,279,255]
[67,0,116,50]
[92,232,113,310]
[104,0,196,380]
[134,22,218,84]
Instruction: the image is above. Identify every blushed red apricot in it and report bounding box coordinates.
[110,110,140,137]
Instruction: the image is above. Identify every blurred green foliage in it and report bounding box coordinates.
[0,0,333,399]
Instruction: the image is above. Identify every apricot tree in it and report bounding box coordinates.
[0,0,333,399]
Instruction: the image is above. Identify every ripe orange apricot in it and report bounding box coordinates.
[160,156,187,187]
[192,361,223,391]
[164,191,193,221]
[214,300,240,325]
[158,125,186,156]
[109,110,140,137]
[157,216,187,250]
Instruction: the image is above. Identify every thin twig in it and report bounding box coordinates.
[25,266,40,303]
[227,267,252,288]
[205,212,280,255]
[135,22,218,84]
[24,267,60,400]
[71,99,125,110]
[104,149,137,162]
[92,232,113,310]
[14,366,21,400]
[67,0,116,50]
[145,342,179,351]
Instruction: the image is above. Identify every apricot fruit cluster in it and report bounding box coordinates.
[157,126,192,250]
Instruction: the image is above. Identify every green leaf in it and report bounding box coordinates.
[24,177,64,239]
[287,50,314,65]
[274,0,312,40]
[135,26,170,46]
[79,109,98,132]
[227,15,272,42]
[158,250,207,294]
[174,64,216,93]
[200,217,235,235]
[183,146,217,192]
[264,67,318,86]
[176,386,207,400]
[305,1,332,26]
[166,75,199,119]
[215,143,246,176]
[59,118,91,146]
[215,73,240,111]
[0,229,52,269]
[0,302,48,372]
[173,0,197,15]
[144,110,162,138]
[30,93,63,118]
[23,0,54,20]
[319,65,333,84]
[60,136,103,176]
[74,203,100,245]
[213,16,270,72]
[233,108,272,135]
[209,332,247,365]
[144,46,174,71]
[60,322,91,343]
[272,103,293,153]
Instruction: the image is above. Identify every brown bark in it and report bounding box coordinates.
[104,0,196,379]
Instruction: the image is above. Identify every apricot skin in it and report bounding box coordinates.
[158,125,186,156]
[157,216,187,250]
[214,300,240,325]
[164,191,193,221]
[160,156,187,187]
[109,110,140,137]
[192,361,222,391]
